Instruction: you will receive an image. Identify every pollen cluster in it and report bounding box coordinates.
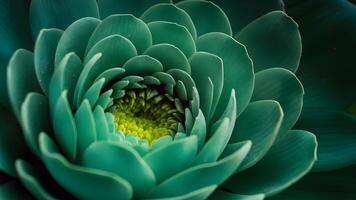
[110,89,184,143]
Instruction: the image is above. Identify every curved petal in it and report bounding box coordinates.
[196,32,253,118]
[176,0,232,36]
[82,141,156,197]
[295,109,356,171]
[252,68,303,139]
[230,100,283,171]
[39,133,133,200]
[235,11,301,73]
[34,28,62,95]
[123,55,163,76]
[148,140,251,198]
[209,189,265,200]
[224,130,317,197]
[147,185,217,200]
[0,181,32,199]
[98,0,171,18]
[30,0,99,37]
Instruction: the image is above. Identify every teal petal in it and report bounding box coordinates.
[30,0,99,37]
[21,92,51,156]
[209,189,264,200]
[235,11,301,73]
[0,181,31,199]
[144,44,190,73]
[196,32,253,118]
[151,135,173,151]
[55,17,100,67]
[224,130,317,197]
[83,78,106,109]
[93,106,109,141]
[82,141,156,198]
[147,185,217,200]
[230,100,283,171]
[87,14,151,54]
[39,133,133,199]
[176,0,232,36]
[52,91,77,161]
[7,49,41,120]
[143,136,198,183]
[75,100,96,159]
[141,3,197,39]
[167,69,195,99]
[148,21,195,58]
[95,68,125,87]
[98,0,171,18]
[210,0,284,33]
[189,110,206,150]
[295,109,356,171]
[15,160,57,200]
[252,68,303,139]
[123,55,163,76]
[34,28,62,95]
[0,0,32,107]
[190,52,223,122]
[148,141,251,198]
[96,89,113,110]
[0,106,26,176]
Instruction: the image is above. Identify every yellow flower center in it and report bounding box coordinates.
[110,89,184,143]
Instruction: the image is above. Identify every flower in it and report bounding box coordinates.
[0,0,317,199]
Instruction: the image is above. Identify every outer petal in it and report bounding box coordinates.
[209,189,265,200]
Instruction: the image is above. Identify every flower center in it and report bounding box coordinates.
[110,89,184,143]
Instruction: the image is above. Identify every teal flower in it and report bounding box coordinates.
[0,0,317,199]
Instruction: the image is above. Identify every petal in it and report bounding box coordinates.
[87,14,151,54]
[55,17,101,67]
[7,49,41,120]
[230,100,283,171]
[34,28,63,95]
[148,21,195,58]
[252,68,303,139]
[189,110,206,150]
[196,32,254,118]
[210,0,284,33]
[143,136,198,183]
[98,0,171,18]
[39,132,133,199]
[123,55,163,76]
[93,106,109,141]
[0,181,31,199]
[0,106,26,176]
[235,11,301,73]
[209,189,265,200]
[141,3,196,39]
[147,185,217,200]
[176,0,232,36]
[30,0,99,37]
[295,109,356,171]
[148,141,251,198]
[224,130,317,196]
[83,78,106,109]
[82,141,156,197]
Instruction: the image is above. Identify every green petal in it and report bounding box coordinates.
[148,21,195,58]
[55,17,100,67]
[52,91,77,161]
[209,189,265,200]
[96,89,113,110]
[29,0,99,37]
[295,109,356,171]
[189,110,206,150]
[176,0,232,36]
[148,140,251,198]
[93,106,109,141]
[224,130,317,197]
[190,52,223,122]
[83,78,106,109]
[98,0,171,18]
[95,68,125,87]
[210,0,284,33]
[141,3,196,39]
[34,28,62,95]
[252,68,303,139]
[230,100,283,171]
[144,44,190,73]
[235,11,301,73]
[167,69,195,99]
[82,141,156,197]
[39,132,133,199]
[7,49,41,120]
[87,14,151,54]
[0,106,26,176]
[0,181,31,199]
[196,32,253,118]
[21,92,51,156]
[15,160,57,200]
[49,52,82,108]
[123,55,163,76]
[147,185,217,200]
[144,136,198,183]
[75,100,96,159]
